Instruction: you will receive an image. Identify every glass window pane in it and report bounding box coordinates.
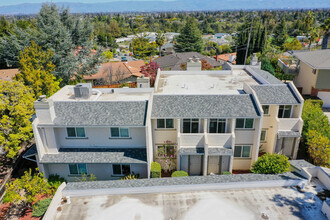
[157,146,165,157]
[183,119,191,133]
[236,119,244,128]
[261,130,266,141]
[234,146,242,157]
[120,128,129,137]
[242,146,251,157]
[69,164,78,174]
[122,165,130,175]
[218,120,226,133]
[191,121,199,133]
[111,127,119,137]
[78,164,87,174]
[166,119,174,128]
[278,106,284,118]
[192,118,199,122]
[166,146,175,158]
[76,128,85,137]
[157,119,165,128]
[113,164,121,175]
[209,119,217,133]
[284,106,291,118]
[262,105,269,115]
[245,119,254,128]
[67,128,76,137]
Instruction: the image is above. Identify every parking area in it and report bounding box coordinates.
[56,183,327,220]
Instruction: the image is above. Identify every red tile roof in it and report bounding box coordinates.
[0,68,19,81]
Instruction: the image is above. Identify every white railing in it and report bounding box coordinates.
[207,133,232,147]
[180,133,204,147]
[277,118,302,131]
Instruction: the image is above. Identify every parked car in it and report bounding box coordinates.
[121,57,128,62]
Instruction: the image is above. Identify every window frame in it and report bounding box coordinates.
[234,145,251,158]
[260,130,267,142]
[235,118,254,129]
[182,118,200,133]
[262,105,270,115]
[208,118,227,133]
[278,105,292,118]
[112,164,131,176]
[157,145,176,158]
[66,127,86,138]
[156,119,174,129]
[68,163,88,175]
[110,127,130,138]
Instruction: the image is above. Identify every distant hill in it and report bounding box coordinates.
[0,0,330,15]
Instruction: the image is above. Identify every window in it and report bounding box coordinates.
[234,146,251,158]
[262,105,270,115]
[209,119,226,133]
[278,105,292,118]
[67,127,85,138]
[183,118,199,133]
[236,118,254,129]
[112,164,131,176]
[157,145,175,158]
[69,164,87,175]
[260,130,267,141]
[157,119,174,129]
[110,127,130,138]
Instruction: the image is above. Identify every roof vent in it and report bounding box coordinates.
[74,83,92,99]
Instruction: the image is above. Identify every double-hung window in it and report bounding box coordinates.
[69,163,87,175]
[209,119,226,133]
[67,127,85,138]
[157,145,175,158]
[110,127,130,138]
[112,164,131,176]
[157,119,174,129]
[278,105,292,118]
[183,118,199,133]
[260,130,267,142]
[234,146,251,158]
[262,105,270,115]
[236,118,254,129]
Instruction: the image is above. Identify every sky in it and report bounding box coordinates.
[0,0,173,7]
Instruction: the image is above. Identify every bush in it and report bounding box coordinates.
[121,173,140,180]
[222,171,232,175]
[32,198,52,217]
[171,171,188,177]
[151,162,161,178]
[48,174,66,190]
[251,153,290,174]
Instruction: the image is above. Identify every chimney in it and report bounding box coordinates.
[250,53,259,66]
[216,55,219,62]
[34,95,56,124]
[74,83,92,99]
[137,76,150,88]
[150,56,153,62]
[187,57,202,71]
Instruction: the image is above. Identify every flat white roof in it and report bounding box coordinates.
[156,70,259,95]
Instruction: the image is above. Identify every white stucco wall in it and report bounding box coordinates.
[260,105,279,154]
[318,91,330,108]
[294,62,318,94]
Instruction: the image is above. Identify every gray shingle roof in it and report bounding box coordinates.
[178,147,204,154]
[249,67,283,84]
[278,131,301,137]
[251,84,300,105]
[293,49,330,69]
[23,145,37,158]
[289,160,315,171]
[64,172,305,191]
[40,148,147,164]
[53,101,148,126]
[178,147,233,156]
[151,94,260,118]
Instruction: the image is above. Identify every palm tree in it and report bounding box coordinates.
[307,27,319,50]
[321,18,330,49]
[156,32,165,57]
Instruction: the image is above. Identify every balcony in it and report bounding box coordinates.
[180,133,204,147]
[207,133,232,148]
[277,58,299,75]
[277,118,303,131]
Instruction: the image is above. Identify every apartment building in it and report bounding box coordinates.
[29,60,303,181]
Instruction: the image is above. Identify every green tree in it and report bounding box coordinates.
[175,17,203,52]
[261,57,275,75]
[220,44,232,54]
[307,130,330,168]
[15,41,60,98]
[0,81,34,158]
[156,32,165,56]
[272,18,288,49]
[4,169,51,206]
[307,27,319,50]
[251,154,290,174]
[283,38,302,51]
[321,18,330,49]
[0,16,11,37]
[132,36,157,58]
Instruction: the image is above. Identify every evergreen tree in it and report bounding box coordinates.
[272,18,288,49]
[15,41,60,98]
[175,17,203,52]
[321,18,330,49]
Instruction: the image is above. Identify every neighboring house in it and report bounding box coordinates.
[154,52,223,70]
[30,60,303,181]
[0,68,19,81]
[214,53,236,64]
[83,60,145,85]
[160,43,175,55]
[278,49,330,107]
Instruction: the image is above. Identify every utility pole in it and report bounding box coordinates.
[244,16,254,66]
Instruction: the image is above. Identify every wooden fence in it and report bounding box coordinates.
[93,82,137,88]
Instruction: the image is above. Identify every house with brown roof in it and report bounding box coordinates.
[214,53,236,64]
[83,60,145,85]
[0,68,19,81]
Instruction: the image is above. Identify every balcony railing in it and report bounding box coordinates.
[180,133,204,147]
[277,58,299,75]
[277,118,303,131]
[207,133,232,147]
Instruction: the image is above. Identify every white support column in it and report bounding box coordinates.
[203,119,208,176]
[229,119,236,172]
[177,119,181,170]
[292,137,300,159]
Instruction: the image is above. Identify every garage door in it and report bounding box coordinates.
[208,156,221,175]
[189,155,203,176]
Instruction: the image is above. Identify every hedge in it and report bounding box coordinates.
[32,198,52,217]
[221,171,232,175]
[305,99,324,107]
[151,162,161,178]
[171,171,188,177]
[251,153,290,174]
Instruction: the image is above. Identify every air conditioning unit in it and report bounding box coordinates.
[74,83,92,99]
